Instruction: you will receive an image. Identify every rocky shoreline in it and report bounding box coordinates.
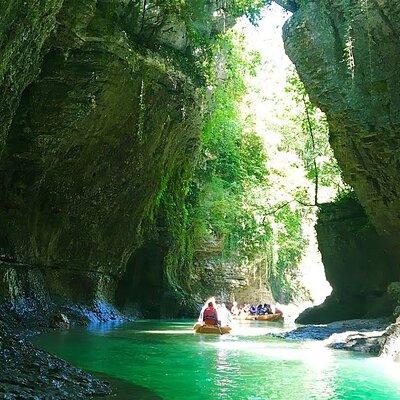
[0,332,111,399]
[0,301,125,399]
[273,318,400,357]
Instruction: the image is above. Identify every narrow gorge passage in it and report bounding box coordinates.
[1,1,400,399]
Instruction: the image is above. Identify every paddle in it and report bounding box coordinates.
[217,323,223,335]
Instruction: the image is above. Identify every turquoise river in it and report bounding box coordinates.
[33,320,400,400]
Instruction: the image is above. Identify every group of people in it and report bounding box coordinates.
[198,297,282,327]
[231,301,282,318]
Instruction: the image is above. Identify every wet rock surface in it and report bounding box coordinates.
[327,321,400,357]
[51,313,70,330]
[283,0,400,257]
[282,0,400,337]
[95,373,164,400]
[379,322,400,361]
[274,317,400,356]
[277,318,390,341]
[0,332,111,399]
[0,0,206,318]
[328,332,385,355]
[0,302,121,399]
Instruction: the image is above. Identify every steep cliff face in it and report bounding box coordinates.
[0,0,64,151]
[297,197,396,324]
[283,0,400,259]
[0,1,208,318]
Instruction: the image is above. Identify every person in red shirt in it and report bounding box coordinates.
[203,302,219,326]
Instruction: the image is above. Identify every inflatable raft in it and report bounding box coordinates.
[256,313,283,322]
[193,323,231,335]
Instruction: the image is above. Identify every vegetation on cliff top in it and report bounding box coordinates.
[160,9,345,305]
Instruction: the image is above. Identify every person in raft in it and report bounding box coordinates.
[198,296,216,323]
[203,301,219,326]
[264,303,273,315]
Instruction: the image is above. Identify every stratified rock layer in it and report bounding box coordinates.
[297,198,396,324]
[283,0,400,258]
[0,0,64,150]
[0,1,204,311]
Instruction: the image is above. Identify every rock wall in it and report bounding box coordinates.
[282,0,400,322]
[297,197,396,324]
[0,0,64,151]
[0,0,212,318]
[283,0,400,259]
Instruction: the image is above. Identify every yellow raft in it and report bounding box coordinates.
[193,323,231,335]
[255,313,284,322]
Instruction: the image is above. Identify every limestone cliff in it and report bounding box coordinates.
[0,0,229,320]
[282,0,400,321]
[283,0,400,258]
[297,197,396,324]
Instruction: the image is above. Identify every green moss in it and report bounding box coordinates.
[0,0,64,151]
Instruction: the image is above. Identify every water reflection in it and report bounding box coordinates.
[32,320,400,400]
[301,341,338,399]
[87,320,125,333]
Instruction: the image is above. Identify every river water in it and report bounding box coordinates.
[33,320,400,400]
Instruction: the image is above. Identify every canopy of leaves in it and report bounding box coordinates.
[189,31,270,267]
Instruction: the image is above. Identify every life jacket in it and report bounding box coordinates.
[203,307,218,325]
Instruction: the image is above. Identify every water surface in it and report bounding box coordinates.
[33,320,400,399]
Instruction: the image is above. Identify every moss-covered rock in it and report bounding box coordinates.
[0,0,64,151]
[283,0,400,259]
[0,1,204,310]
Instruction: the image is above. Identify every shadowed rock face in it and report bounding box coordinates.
[115,241,179,318]
[0,0,64,150]
[283,1,400,257]
[0,1,204,309]
[297,198,396,324]
[283,0,400,321]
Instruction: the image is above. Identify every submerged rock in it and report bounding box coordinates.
[51,313,70,330]
[0,333,110,399]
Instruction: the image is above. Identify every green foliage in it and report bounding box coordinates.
[283,69,346,202]
[146,2,272,306]
[224,0,272,23]
[186,29,311,304]
[158,10,346,305]
[269,204,308,302]
[333,188,357,203]
[135,0,268,81]
[188,30,271,269]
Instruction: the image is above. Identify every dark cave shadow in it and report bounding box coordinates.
[91,372,164,400]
